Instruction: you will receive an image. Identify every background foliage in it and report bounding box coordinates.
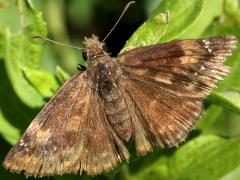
[0,0,240,179]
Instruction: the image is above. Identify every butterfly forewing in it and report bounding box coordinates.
[118,36,236,100]
[3,71,129,176]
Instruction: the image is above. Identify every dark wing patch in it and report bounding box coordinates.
[117,35,237,154]
[3,72,129,176]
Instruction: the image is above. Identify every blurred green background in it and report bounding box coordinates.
[1,0,240,179]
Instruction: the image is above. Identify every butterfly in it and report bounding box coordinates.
[3,33,237,177]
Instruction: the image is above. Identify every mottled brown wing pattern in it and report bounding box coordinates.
[117,35,237,154]
[3,72,129,176]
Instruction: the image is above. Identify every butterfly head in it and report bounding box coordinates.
[83,35,107,67]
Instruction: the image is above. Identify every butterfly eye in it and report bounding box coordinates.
[77,64,86,71]
[82,52,88,61]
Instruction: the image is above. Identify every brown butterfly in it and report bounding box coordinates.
[3,3,238,177]
[3,33,237,176]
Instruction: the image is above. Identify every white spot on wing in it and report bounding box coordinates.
[20,139,25,147]
[202,40,210,44]
[208,48,213,53]
[53,146,57,151]
[202,40,213,53]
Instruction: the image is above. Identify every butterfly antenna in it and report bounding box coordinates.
[101,1,135,43]
[32,35,84,51]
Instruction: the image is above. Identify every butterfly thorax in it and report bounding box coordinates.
[83,35,132,141]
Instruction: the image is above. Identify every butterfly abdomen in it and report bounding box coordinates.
[104,89,132,141]
[96,63,132,141]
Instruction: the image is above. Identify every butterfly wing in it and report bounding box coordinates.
[117,35,237,154]
[3,72,129,176]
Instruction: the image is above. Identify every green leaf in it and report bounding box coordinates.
[3,0,47,108]
[122,0,222,51]
[0,0,20,33]
[168,135,240,179]
[56,65,71,85]
[4,30,45,107]
[18,0,47,35]
[179,0,222,38]
[0,30,4,59]
[220,166,240,180]
[224,0,240,24]
[23,67,59,98]
[0,110,21,144]
[197,105,223,131]
[0,62,38,145]
[207,89,240,114]
[127,135,240,180]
